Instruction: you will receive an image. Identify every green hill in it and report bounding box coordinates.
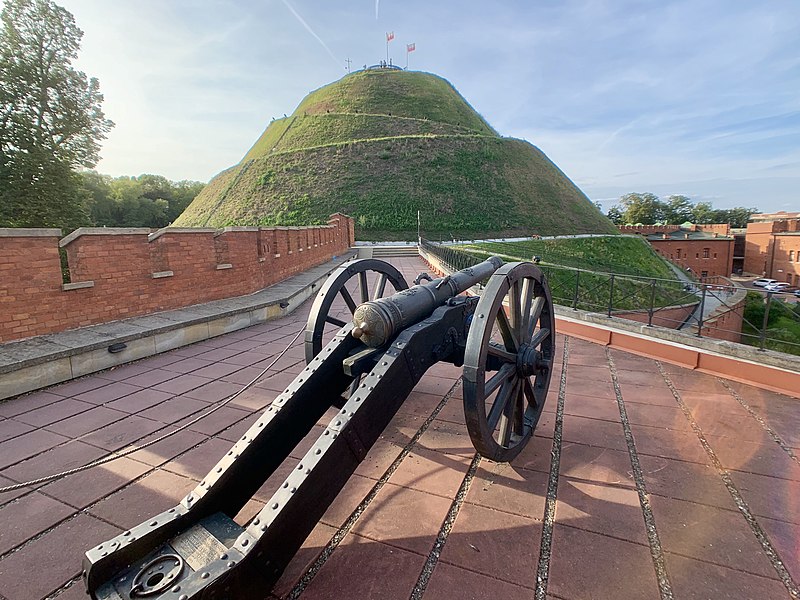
[175,69,617,239]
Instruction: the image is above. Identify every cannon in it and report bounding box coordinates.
[83,255,555,599]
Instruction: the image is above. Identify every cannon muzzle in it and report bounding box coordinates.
[351,255,503,347]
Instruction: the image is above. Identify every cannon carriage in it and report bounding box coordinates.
[83,256,555,599]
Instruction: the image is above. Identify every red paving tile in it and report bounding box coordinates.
[548,524,660,600]
[350,482,452,555]
[665,552,790,600]
[0,418,34,443]
[424,561,534,600]
[556,479,648,545]
[1,255,798,600]
[439,502,542,588]
[650,495,778,578]
[300,534,426,600]
[0,428,68,470]
[466,461,548,520]
[0,513,121,600]
[0,491,75,554]
[44,405,128,438]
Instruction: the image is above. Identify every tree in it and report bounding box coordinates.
[690,201,716,224]
[0,0,112,229]
[616,192,664,225]
[663,195,694,224]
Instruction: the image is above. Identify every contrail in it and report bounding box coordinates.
[280,0,341,68]
[375,0,380,19]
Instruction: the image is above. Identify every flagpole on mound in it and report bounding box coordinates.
[406,42,415,70]
[386,31,394,65]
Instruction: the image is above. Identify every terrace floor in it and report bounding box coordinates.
[0,256,798,600]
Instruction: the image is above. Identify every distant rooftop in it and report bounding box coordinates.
[750,211,800,222]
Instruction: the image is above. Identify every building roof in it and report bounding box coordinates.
[646,230,733,242]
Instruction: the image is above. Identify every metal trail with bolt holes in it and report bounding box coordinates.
[83,256,556,600]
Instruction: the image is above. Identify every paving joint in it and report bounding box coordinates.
[410,452,481,599]
[535,336,569,600]
[286,378,463,600]
[658,362,800,598]
[718,378,799,466]
[607,347,674,600]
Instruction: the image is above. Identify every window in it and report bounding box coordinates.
[676,249,682,259]
[702,248,710,258]
[791,250,795,262]
[714,253,717,258]
[701,271,708,278]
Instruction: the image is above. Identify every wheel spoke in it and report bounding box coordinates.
[509,280,522,338]
[496,307,518,352]
[487,343,516,363]
[527,295,544,341]
[484,363,514,397]
[358,272,369,304]
[487,377,517,430]
[524,375,548,413]
[339,286,357,313]
[497,379,520,447]
[520,278,534,344]
[325,315,347,327]
[529,327,551,350]
[372,273,388,300]
[513,381,525,434]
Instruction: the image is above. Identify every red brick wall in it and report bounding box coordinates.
[0,215,353,342]
[744,220,800,282]
[649,238,734,279]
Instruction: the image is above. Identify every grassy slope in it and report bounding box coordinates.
[176,69,618,238]
[293,70,496,135]
[177,135,617,238]
[461,237,676,279]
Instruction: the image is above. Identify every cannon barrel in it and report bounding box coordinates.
[352,255,504,347]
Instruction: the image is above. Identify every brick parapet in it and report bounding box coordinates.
[0,214,354,342]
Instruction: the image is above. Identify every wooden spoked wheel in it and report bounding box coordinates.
[463,262,555,462]
[304,259,408,364]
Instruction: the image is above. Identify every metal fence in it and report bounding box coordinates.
[420,239,800,356]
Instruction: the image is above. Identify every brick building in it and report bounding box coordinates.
[743,218,800,285]
[619,224,734,279]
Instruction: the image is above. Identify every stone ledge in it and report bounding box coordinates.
[62,281,95,291]
[152,271,174,279]
[59,227,150,247]
[0,228,62,237]
[215,264,233,270]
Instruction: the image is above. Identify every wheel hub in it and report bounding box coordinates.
[516,344,544,377]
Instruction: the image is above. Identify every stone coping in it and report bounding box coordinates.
[0,228,62,237]
[0,251,357,379]
[59,227,151,247]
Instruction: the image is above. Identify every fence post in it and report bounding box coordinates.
[696,285,707,337]
[647,279,657,327]
[759,293,772,351]
[607,274,615,318]
[572,270,580,310]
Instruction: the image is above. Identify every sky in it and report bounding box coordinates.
[21,0,800,213]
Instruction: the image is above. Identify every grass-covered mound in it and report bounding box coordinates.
[175,70,617,239]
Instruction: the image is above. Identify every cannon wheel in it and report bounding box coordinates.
[463,262,555,462]
[304,258,409,364]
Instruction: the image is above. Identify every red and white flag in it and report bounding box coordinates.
[386,31,394,42]
[407,43,415,52]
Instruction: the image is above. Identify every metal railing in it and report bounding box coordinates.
[420,239,800,356]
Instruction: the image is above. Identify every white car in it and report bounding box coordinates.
[764,282,792,293]
[753,278,777,287]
